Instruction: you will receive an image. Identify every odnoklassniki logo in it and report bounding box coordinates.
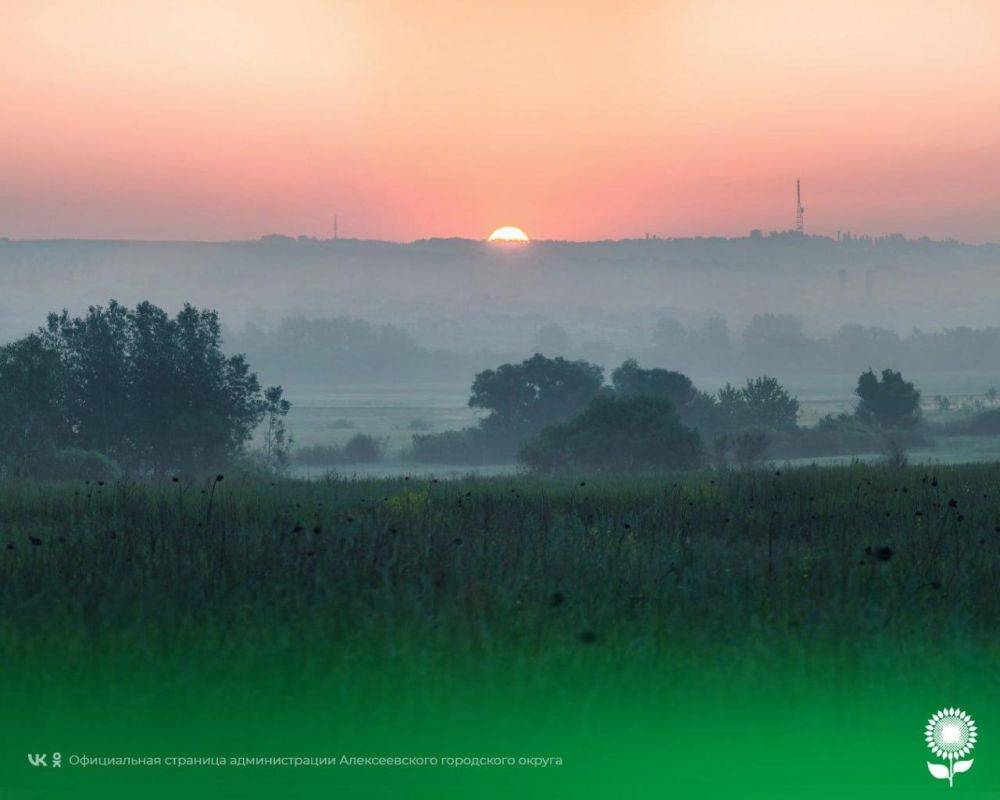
[926,708,977,787]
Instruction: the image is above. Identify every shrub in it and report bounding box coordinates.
[292,444,346,467]
[411,430,474,464]
[410,428,513,465]
[775,413,876,457]
[518,395,702,472]
[293,435,386,467]
[342,434,385,463]
[882,436,908,469]
[939,408,1000,436]
[407,418,433,432]
[766,413,927,459]
[405,354,605,465]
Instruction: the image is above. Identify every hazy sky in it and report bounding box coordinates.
[2,1,999,242]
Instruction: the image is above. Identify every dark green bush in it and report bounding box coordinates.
[410,428,515,464]
[292,444,346,467]
[939,408,1000,436]
[518,395,702,472]
[342,434,385,463]
[293,435,386,467]
[767,413,928,459]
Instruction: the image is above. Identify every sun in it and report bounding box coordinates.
[487,226,530,243]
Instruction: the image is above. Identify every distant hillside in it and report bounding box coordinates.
[1,234,999,342]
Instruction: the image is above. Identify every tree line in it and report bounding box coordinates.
[638,314,1000,376]
[227,316,472,384]
[412,354,922,470]
[229,312,1000,387]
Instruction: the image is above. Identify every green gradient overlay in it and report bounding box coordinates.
[0,466,996,798]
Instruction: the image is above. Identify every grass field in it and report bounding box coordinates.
[0,464,996,797]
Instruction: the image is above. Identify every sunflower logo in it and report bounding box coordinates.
[925,708,977,787]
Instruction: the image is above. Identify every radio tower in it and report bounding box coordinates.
[334,214,339,240]
[795,179,805,234]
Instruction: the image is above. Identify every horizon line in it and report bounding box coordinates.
[1,231,995,248]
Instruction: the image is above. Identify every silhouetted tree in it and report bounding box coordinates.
[413,354,604,464]
[740,376,800,430]
[855,368,921,428]
[470,353,603,436]
[1,301,288,475]
[714,376,799,431]
[43,301,132,459]
[0,334,68,465]
[611,359,697,406]
[261,385,293,469]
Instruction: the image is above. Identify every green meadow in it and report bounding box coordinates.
[1,464,996,798]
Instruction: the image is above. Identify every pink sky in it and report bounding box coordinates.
[2,0,999,242]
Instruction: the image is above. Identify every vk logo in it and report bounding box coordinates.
[27,753,47,767]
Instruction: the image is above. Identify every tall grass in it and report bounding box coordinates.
[1,464,995,679]
[1,465,996,797]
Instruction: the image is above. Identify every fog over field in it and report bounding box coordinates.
[4,232,999,342]
[4,233,1000,402]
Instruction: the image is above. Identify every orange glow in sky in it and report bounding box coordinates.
[2,1,999,242]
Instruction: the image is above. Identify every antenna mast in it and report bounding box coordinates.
[334,214,339,240]
[795,179,805,234]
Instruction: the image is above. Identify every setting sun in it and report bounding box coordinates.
[487,226,529,243]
